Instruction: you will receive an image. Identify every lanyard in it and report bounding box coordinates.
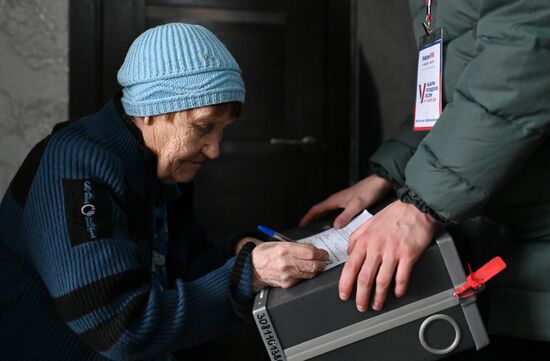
[423,0,434,35]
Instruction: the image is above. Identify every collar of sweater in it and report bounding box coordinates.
[88,93,181,204]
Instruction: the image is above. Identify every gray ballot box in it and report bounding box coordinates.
[252,232,489,361]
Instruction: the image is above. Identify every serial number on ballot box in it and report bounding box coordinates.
[256,311,284,360]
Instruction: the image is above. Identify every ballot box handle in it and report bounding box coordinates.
[419,314,461,355]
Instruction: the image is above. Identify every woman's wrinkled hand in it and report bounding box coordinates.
[251,242,329,291]
[299,174,393,229]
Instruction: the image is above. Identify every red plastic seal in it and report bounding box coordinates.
[454,257,507,299]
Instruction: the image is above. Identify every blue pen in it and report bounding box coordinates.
[257,225,295,242]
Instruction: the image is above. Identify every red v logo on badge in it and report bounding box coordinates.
[419,83,427,103]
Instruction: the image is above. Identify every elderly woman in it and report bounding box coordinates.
[0,23,328,360]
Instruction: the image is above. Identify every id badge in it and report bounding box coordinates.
[414,28,444,131]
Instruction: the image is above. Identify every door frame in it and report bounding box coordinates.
[69,0,145,120]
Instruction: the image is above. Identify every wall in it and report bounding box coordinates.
[0,0,68,197]
[356,0,417,175]
[358,0,417,138]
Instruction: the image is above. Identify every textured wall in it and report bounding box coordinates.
[358,0,417,139]
[0,0,68,197]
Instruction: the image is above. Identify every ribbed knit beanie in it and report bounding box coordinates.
[117,23,245,116]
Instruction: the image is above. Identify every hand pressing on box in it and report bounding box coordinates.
[299,174,393,229]
[251,242,330,292]
[339,200,437,312]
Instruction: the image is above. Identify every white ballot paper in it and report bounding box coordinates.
[297,210,373,271]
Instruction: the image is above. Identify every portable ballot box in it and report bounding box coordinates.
[252,232,489,361]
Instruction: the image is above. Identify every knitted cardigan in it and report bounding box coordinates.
[0,96,254,361]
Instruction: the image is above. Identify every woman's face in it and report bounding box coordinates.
[140,103,236,184]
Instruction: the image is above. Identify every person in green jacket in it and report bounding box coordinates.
[301,0,550,359]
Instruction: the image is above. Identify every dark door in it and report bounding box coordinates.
[70,0,352,242]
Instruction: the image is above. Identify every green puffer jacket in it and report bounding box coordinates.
[370,0,550,340]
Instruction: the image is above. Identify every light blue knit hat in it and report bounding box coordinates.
[117,23,245,116]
